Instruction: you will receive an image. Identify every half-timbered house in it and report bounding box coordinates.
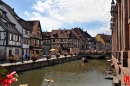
[26,20,43,55]
[0,1,22,60]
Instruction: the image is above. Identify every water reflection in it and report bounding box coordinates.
[14,60,112,86]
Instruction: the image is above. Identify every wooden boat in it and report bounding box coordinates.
[107,59,112,62]
[104,75,113,80]
[81,57,88,62]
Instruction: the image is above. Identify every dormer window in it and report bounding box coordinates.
[8,23,14,29]
[2,11,6,17]
[53,34,58,38]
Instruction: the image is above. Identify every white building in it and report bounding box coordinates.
[0,1,30,60]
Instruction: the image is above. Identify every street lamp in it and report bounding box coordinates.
[21,33,24,63]
[45,78,54,86]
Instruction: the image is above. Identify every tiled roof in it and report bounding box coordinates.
[51,29,73,38]
[2,1,30,30]
[97,34,112,41]
[25,20,42,37]
[72,28,86,40]
[2,1,18,16]
[0,18,21,35]
[105,35,112,40]
[42,32,51,39]
[0,1,21,35]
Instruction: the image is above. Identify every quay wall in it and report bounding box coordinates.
[3,56,80,73]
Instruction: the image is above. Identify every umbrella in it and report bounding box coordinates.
[49,49,56,51]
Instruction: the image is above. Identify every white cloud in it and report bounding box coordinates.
[24,0,112,35]
[24,11,30,17]
[29,15,62,31]
[88,22,111,37]
[33,0,52,13]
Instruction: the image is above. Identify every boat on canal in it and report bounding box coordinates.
[104,74,113,80]
[81,57,88,62]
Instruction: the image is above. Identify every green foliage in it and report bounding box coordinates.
[0,66,8,79]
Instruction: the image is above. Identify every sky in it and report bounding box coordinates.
[3,0,112,37]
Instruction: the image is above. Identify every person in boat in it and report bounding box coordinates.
[82,57,88,62]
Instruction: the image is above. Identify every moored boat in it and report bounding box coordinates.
[81,57,88,62]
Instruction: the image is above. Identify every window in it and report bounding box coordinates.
[53,39,55,42]
[37,40,39,45]
[13,35,15,41]
[17,36,19,42]
[67,34,69,37]
[10,34,13,40]
[34,39,35,44]
[41,41,43,45]
[61,39,63,42]
[15,35,17,41]
[19,36,20,42]
[23,29,25,34]
[15,49,19,55]
[2,12,6,17]
[27,31,30,35]
[0,32,1,39]
[25,38,28,44]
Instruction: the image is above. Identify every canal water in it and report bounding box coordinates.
[14,60,112,86]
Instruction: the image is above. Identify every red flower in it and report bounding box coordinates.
[0,71,17,86]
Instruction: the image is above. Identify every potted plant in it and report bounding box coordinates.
[55,53,60,59]
[8,55,19,63]
[70,53,73,56]
[31,54,38,62]
[64,54,67,58]
[46,55,51,60]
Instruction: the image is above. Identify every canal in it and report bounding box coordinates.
[14,59,112,86]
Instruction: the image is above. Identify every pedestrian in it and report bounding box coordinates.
[27,53,30,60]
[25,53,28,59]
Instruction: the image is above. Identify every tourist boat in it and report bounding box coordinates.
[107,59,112,62]
[81,57,88,62]
[104,75,113,80]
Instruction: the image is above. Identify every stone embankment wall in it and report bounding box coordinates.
[3,56,80,73]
